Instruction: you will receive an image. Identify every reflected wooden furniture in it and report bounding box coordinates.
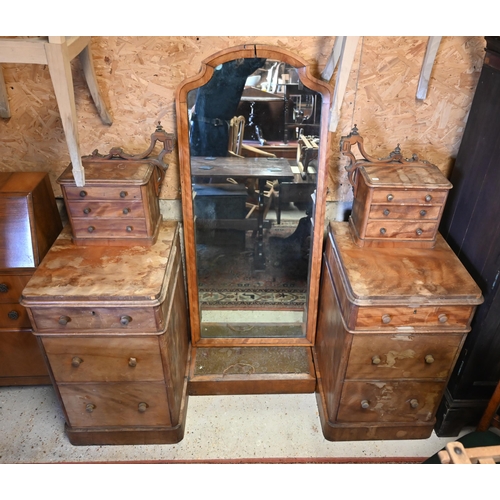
[21,221,190,445]
[0,172,62,386]
[314,222,483,441]
[0,36,112,186]
[438,441,500,463]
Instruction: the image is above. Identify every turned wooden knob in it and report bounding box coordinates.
[361,400,370,409]
[0,283,8,293]
[372,355,381,365]
[120,191,128,198]
[383,209,390,216]
[87,226,95,233]
[85,403,96,413]
[58,315,71,325]
[425,354,435,364]
[420,209,427,216]
[120,315,132,326]
[8,310,19,320]
[410,399,419,409]
[71,356,83,367]
[83,207,91,214]
[79,190,87,198]
[123,207,130,214]
[425,194,432,202]
[138,402,148,413]
[380,227,387,235]
[128,357,137,367]
[387,194,394,202]
[438,314,448,323]
[382,314,392,324]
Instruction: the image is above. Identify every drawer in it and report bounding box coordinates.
[42,336,165,382]
[368,204,442,220]
[364,220,437,240]
[30,306,162,333]
[0,275,32,303]
[71,218,149,239]
[0,303,32,329]
[66,201,146,219]
[355,305,475,330]
[337,380,445,423]
[371,189,448,205]
[345,333,464,380]
[59,382,172,428]
[63,185,143,201]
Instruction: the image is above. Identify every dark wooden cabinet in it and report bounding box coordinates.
[435,36,500,436]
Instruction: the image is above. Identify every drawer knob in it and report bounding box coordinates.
[58,315,71,325]
[380,227,387,235]
[128,357,137,368]
[126,226,133,232]
[416,228,423,236]
[425,194,432,202]
[425,354,435,364]
[409,399,419,409]
[371,355,381,365]
[0,283,8,293]
[420,209,427,216]
[71,356,83,367]
[120,191,128,198]
[123,207,130,215]
[8,310,19,320]
[387,194,394,202]
[87,226,95,233]
[438,314,448,323]
[79,190,87,198]
[83,207,91,214]
[85,403,96,413]
[360,400,370,409]
[138,402,148,413]
[383,209,390,216]
[120,315,132,326]
[381,314,392,324]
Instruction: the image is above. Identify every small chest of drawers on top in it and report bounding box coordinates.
[21,221,190,445]
[314,222,483,441]
[0,172,62,386]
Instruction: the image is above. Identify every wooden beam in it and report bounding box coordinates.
[416,36,442,100]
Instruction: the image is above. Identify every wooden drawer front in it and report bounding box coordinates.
[368,204,442,220]
[63,186,143,202]
[337,380,445,423]
[371,189,448,205]
[0,275,31,303]
[71,218,149,239]
[345,334,463,380]
[364,220,437,240]
[355,305,474,330]
[66,201,146,219]
[31,306,160,333]
[0,303,31,329]
[42,337,165,383]
[59,382,172,428]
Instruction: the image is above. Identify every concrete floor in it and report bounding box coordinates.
[0,384,464,464]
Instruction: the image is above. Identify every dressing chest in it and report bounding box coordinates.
[21,220,190,445]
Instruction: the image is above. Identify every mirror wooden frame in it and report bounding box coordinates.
[175,44,333,347]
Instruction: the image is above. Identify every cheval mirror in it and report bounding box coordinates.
[176,45,332,393]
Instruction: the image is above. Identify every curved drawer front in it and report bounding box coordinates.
[71,218,149,239]
[42,336,165,382]
[368,204,442,220]
[354,305,475,331]
[337,380,445,423]
[0,303,32,329]
[66,201,146,219]
[0,275,31,303]
[63,186,143,201]
[59,382,172,428]
[30,306,161,333]
[345,334,463,380]
[364,220,437,240]
[371,189,448,205]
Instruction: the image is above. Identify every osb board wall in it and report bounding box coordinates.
[0,36,486,207]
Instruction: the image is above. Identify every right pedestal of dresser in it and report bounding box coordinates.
[314,222,483,441]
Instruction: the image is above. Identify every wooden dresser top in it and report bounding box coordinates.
[328,221,483,306]
[21,220,178,306]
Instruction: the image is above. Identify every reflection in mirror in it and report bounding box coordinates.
[188,58,322,340]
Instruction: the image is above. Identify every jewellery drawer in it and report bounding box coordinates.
[66,201,146,219]
[345,333,464,380]
[63,185,143,201]
[368,204,442,220]
[42,336,165,383]
[0,303,32,329]
[29,306,162,333]
[371,189,448,205]
[337,380,445,423]
[354,305,475,331]
[70,218,149,239]
[364,220,437,240]
[58,382,172,428]
[0,275,32,303]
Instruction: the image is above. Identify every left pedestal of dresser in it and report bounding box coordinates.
[21,221,191,445]
[0,172,63,386]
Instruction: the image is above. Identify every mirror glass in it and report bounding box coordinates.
[187,57,322,339]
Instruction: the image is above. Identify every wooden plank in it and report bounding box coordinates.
[416,36,442,100]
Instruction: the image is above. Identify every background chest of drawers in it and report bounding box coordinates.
[313,222,483,441]
[21,221,190,445]
[0,172,62,386]
[57,159,163,246]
